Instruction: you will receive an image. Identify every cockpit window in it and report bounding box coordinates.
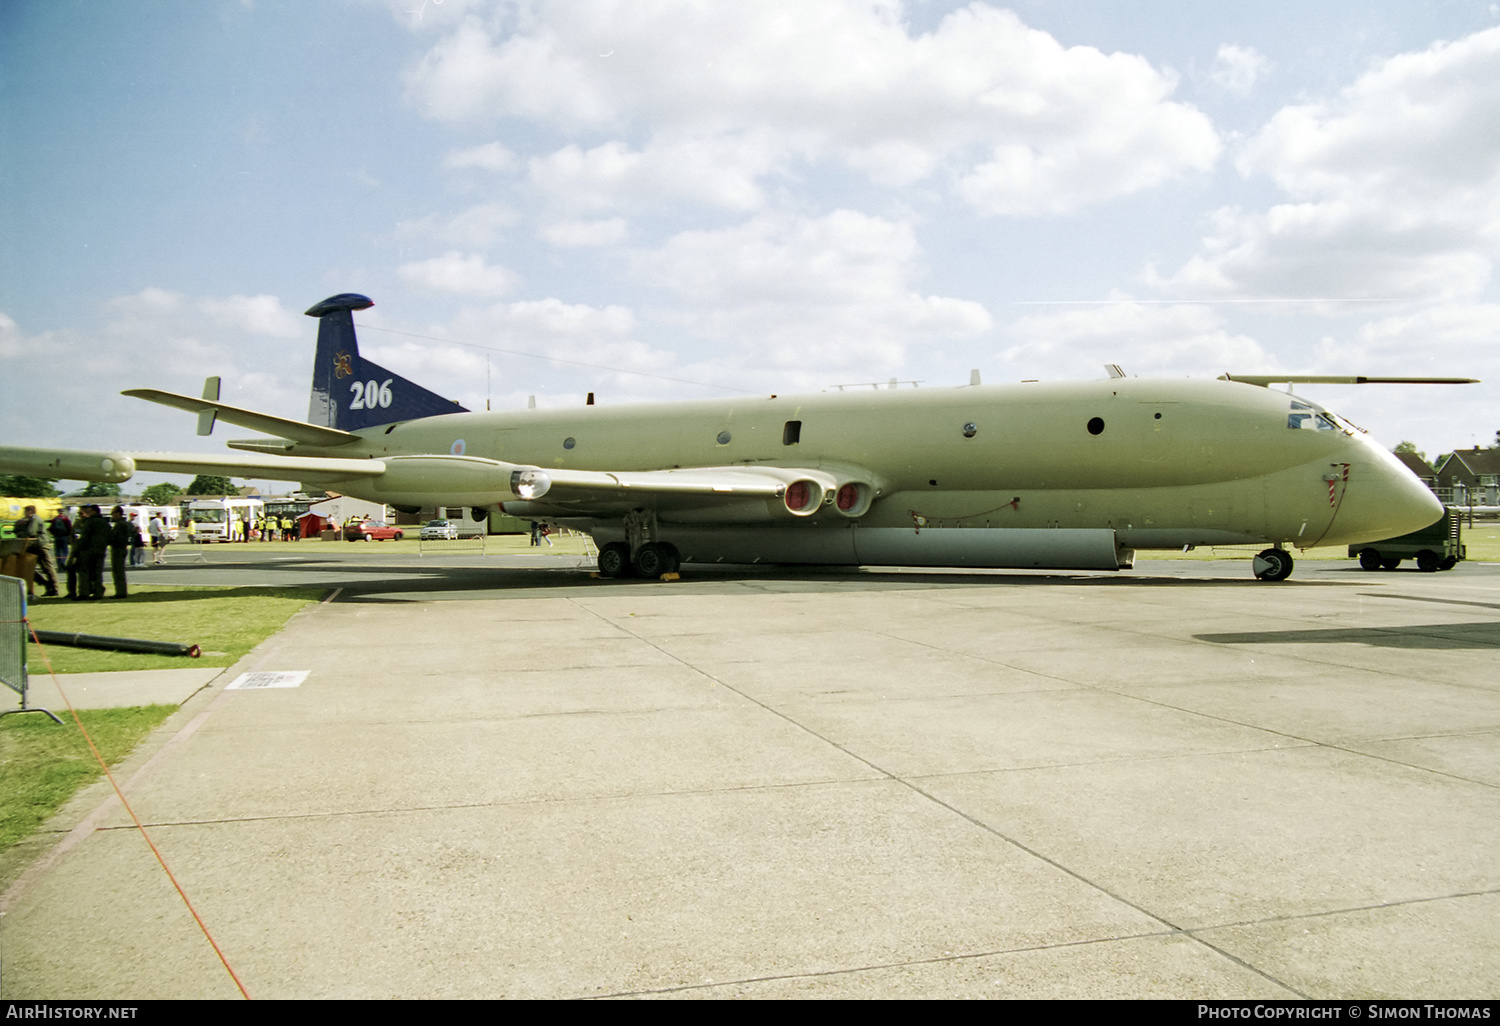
[1287,401,1339,431]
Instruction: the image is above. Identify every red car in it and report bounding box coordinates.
[346,521,404,542]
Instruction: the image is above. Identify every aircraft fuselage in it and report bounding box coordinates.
[301,376,1440,563]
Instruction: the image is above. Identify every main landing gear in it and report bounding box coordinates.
[597,541,681,579]
[1252,547,1294,582]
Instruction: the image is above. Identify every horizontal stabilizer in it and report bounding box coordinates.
[1219,374,1480,386]
[122,389,360,447]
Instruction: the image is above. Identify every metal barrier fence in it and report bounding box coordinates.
[0,574,24,700]
[160,540,208,563]
[0,574,60,722]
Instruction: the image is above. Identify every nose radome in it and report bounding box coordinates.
[1338,444,1444,544]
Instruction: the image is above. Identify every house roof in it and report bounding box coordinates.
[1435,447,1500,478]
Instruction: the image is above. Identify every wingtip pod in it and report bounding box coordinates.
[0,446,135,483]
[304,294,374,318]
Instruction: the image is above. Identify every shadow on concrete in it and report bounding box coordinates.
[1196,622,1500,649]
[126,551,1380,600]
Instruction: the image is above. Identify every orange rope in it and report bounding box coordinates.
[22,620,252,1000]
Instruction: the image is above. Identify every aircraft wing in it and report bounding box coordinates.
[520,466,788,512]
[0,444,849,519]
[502,464,870,521]
[121,388,360,447]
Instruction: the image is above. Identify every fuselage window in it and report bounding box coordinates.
[783,421,801,445]
[1087,417,1105,435]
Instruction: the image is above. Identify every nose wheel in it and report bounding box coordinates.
[1253,548,1294,581]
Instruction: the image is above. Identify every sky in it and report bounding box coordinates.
[3,0,1499,491]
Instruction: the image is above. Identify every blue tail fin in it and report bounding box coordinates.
[305,293,468,431]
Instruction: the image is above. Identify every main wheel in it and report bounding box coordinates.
[1439,555,1457,571]
[597,542,632,579]
[1253,548,1294,581]
[1415,550,1441,572]
[634,542,681,578]
[1380,558,1401,570]
[1358,549,1382,571]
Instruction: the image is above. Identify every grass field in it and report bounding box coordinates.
[0,705,177,850]
[24,586,324,674]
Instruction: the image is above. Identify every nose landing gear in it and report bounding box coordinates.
[1253,547,1294,581]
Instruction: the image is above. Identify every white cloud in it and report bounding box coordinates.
[99,288,300,354]
[2,289,322,453]
[1148,200,1493,302]
[443,141,519,172]
[460,297,638,342]
[397,202,518,249]
[1209,44,1270,94]
[539,217,628,248]
[1157,27,1500,301]
[196,294,301,338]
[402,2,1219,216]
[437,298,683,403]
[0,313,20,361]
[527,134,778,213]
[1295,305,1500,453]
[999,302,1272,379]
[397,251,520,296]
[631,209,992,381]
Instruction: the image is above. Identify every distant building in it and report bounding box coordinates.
[1433,447,1500,506]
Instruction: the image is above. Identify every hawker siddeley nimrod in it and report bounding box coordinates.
[0,293,1476,581]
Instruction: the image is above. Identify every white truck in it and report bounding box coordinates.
[183,497,263,542]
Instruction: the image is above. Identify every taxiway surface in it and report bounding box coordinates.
[3,550,1497,998]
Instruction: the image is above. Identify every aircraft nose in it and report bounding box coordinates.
[1339,445,1444,543]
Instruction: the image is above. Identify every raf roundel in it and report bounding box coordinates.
[450,439,466,456]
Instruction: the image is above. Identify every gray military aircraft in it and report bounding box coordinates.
[0,293,1473,581]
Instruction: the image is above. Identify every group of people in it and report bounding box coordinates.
[257,515,300,541]
[11,505,171,600]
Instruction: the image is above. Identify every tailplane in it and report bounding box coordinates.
[306,293,468,431]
